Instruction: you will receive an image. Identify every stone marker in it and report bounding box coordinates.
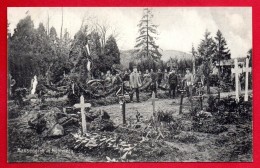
[49,124,64,137]
[74,95,91,135]
[231,59,243,102]
[243,57,252,101]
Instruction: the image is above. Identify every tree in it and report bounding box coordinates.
[197,30,216,94]
[49,26,58,42]
[9,16,37,87]
[214,30,230,98]
[247,48,252,67]
[191,44,197,76]
[104,35,120,65]
[214,30,230,62]
[134,8,161,62]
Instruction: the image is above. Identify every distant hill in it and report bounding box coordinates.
[160,50,192,61]
[120,49,192,68]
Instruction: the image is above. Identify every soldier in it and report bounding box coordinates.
[168,68,178,98]
[150,68,158,97]
[129,66,142,102]
[157,68,163,86]
[122,70,130,87]
[183,68,194,97]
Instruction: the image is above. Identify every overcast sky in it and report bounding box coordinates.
[8,7,252,58]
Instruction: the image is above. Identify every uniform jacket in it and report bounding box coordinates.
[130,72,142,88]
[168,72,178,85]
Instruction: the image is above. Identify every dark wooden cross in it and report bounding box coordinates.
[116,82,126,125]
[178,80,187,114]
[193,82,206,110]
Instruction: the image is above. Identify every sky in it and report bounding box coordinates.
[8,7,252,58]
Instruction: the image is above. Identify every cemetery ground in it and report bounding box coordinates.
[8,88,252,162]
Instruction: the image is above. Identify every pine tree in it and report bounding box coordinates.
[214,30,230,62]
[197,30,216,94]
[49,26,58,42]
[214,30,230,98]
[191,44,197,75]
[134,8,161,62]
[9,16,37,87]
[104,35,120,65]
[247,48,252,67]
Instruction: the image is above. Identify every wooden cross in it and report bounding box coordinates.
[231,58,243,102]
[243,58,252,101]
[74,95,91,135]
[117,82,126,125]
[193,82,205,110]
[179,88,186,114]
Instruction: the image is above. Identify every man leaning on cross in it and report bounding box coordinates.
[183,68,194,97]
[129,66,142,102]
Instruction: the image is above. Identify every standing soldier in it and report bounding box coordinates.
[168,68,178,98]
[164,69,169,84]
[157,68,163,86]
[183,68,194,97]
[129,66,142,102]
[150,68,158,97]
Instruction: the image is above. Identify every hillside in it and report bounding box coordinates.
[120,49,192,68]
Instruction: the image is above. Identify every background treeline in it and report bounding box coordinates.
[8,16,120,88]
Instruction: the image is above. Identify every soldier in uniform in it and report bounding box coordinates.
[157,68,163,86]
[168,68,178,98]
[129,66,142,102]
[183,68,194,97]
[150,68,158,97]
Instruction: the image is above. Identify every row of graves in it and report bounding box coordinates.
[8,57,252,162]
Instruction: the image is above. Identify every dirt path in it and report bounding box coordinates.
[93,90,252,126]
[92,98,191,125]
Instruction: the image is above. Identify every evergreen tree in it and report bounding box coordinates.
[9,16,37,87]
[214,30,230,62]
[191,44,198,75]
[104,35,120,65]
[134,8,161,62]
[49,26,58,42]
[247,48,252,67]
[197,30,216,94]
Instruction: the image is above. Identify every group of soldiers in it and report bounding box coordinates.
[99,66,194,103]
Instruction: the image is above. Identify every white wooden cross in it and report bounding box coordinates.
[231,59,243,102]
[243,58,252,101]
[74,95,91,135]
[149,92,159,119]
